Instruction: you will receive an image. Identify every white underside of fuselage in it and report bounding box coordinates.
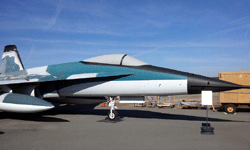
[57,80,188,97]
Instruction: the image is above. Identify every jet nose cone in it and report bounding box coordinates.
[188,76,243,94]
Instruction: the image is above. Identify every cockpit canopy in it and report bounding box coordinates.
[83,54,148,66]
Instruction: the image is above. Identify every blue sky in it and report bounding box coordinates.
[0,0,249,77]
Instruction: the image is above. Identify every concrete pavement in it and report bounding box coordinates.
[0,106,249,150]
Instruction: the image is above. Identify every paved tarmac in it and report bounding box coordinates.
[0,106,249,150]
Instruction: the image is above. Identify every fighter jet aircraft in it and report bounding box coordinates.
[0,45,248,119]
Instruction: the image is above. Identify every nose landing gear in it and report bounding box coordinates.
[98,96,123,123]
[107,97,118,121]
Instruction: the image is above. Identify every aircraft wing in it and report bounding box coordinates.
[0,72,134,86]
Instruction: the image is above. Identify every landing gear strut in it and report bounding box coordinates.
[107,97,118,120]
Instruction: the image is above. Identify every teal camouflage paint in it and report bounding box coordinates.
[3,93,53,106]
[1,56,20,73]
[46,62,187,81]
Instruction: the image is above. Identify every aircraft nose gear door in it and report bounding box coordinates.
[108,97,118,120]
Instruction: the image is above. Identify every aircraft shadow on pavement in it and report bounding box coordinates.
[94,109,248,123]
[0,112,69,122]
[1,105,248,123]
[44,105,248,123]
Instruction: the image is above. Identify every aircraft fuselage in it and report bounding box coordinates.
[28,61,243,99]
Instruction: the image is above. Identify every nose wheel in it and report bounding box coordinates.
[108,110,118,120]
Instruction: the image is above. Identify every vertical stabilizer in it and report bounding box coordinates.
[0,45,25,74]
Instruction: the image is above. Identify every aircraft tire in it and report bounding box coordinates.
[108,110,118,120]
[225,104,236,114]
